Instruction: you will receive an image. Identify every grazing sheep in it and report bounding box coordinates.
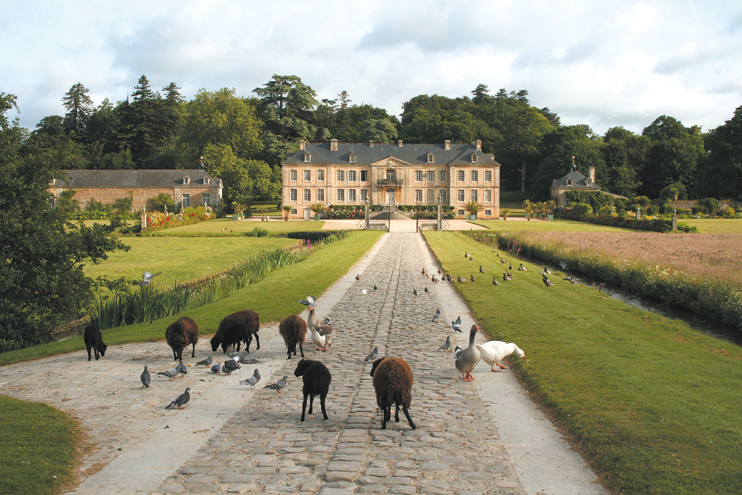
[294,359,332,421]
[370,357,416,430]
[83,324,107,361]
[279,314,306,360]
[165,317,199,361]
[211,310,260,353]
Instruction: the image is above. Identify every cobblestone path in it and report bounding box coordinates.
[154,232,525,495]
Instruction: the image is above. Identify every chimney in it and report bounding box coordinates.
[299,140,305,151]
[475,139,482,150]
[444,140,451,150]
[330,139,338,151]
[369,140,374,148]
[588,166,596,184]
[398,140,403,147]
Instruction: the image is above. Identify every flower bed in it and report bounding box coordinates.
[143,206,215,233]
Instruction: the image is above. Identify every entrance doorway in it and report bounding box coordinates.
[386,189,396,209]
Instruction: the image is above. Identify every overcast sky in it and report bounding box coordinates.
[2,0,741,136]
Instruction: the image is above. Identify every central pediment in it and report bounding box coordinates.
[370,156,410,167]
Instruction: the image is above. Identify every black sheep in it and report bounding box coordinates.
[279,314,306,360]
[165,317,199,361]
[294,359,331,421]
[211,310,260,353]
[370,357,416,430]
[83,325,107,361]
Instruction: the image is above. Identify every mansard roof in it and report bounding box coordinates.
[552,170,600,189]
[282,141,500,167]
[52,169,221,188]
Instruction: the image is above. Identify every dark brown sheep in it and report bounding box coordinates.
[294,359,332,421]
[165,317,199,361]
[370,357,416,430]
[211,310,260,353]
[279,314,306,360]
[83,324,107,361]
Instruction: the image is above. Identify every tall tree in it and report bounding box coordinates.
[361,119,399,144]
[696,106,742,201]
[61,83,94,135]
[253,75,319,142]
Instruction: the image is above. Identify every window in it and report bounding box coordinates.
[360,189,368,202]
[485,189,492,203]
[290,189,297,201]
[471,153,478,163]
[386,169,396,181]
[485,209,492,216]
[415,170,423,182]
[439,170,447,182]
[182,194,190,208]
[202,193,210,206]
[304,152,311,163]
[427,152,434,163]
[348,170,357,182]
[361,170,368,182]
[336,189,345,201]
[471,190,478,202]
[304,189,311,202]
[427,170,435,182]
[415,189,423,202]
[290,170,297,181]
[427,189,435,202]
[457,170,465,182]
[336,170,345,182]
[291,208,297,215]
[457,189,465,202]
[317,188,325,202]
[485,170,492,182]
[471,170,479,182]
[304,170,311,181]
[349,152,356,163]
[348,189,356,201]
[317,169,325,181]
[439,190,447,202]
[458,209,465,216]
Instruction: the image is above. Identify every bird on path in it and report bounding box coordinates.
[166,388,190,409]
[455,325,481,382]
[503,273,512,282]
[140,270,162,287]
[264,376,287,393]
[222,359,240,375]
[361,289,367,295]
[196,356,213,366]
[240,369,261,389]
[475,341,526,372]
[176,360,188,376]
[157,367,180,380]
[210,363,221,374]
[298,296,316,307]
[479,266,487,273]
[356,274,361,281]
[238,352,261,364]
[413,287,420,297]
[492,277,501,286]
[227,349,240,358]
[364,346,379,362]
[432,308,441,322]
[140,365,150,388]
[373,284,378,291]
[438,336,452,352]
[453,345,463,358]
[454,315,462,326]
[424,286,430,294]
[470,275,477,282]
[451,319,462,333]
[431,276,438,284]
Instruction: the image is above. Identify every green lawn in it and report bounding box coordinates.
[472,218,631,232]
[683,218,742,233]
[150,218,325,236]
[425,231,742,495]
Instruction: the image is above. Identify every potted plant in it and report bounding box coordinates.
[281,205,292,221]
[501,208,510,221]
[523,199,533,221]
[463,200,483,220]
[546,200,555,221]
[310,202,325,220]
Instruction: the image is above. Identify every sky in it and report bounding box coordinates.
[2,0,741,136]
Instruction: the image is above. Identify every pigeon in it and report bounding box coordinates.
[492,276,501,286]
[264,376,287,393]
[222,359,240,375]
[240,369,261,389]
[323,316,331,325]
[373,284,378,291]
[413,287,419,297]
[451,319,462,333]
[364,346,379,362]
[140,270,162,287]
[140,365,150,388]
[470,275,477,282]
[176,360,188,376]
[432,308,441,322]
[157,367,179,380]
[166,387,190,409]
[438,336,452,352]
[238,351,261,364]
[355,274,361,280]
[298,296,316,307]
[227,349,240,358]
[479,265,487,273]
[210,363,221,374]
[424,286,430,294]
[454,316,462,326]
[196,356,213,366]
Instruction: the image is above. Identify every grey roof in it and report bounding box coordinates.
[282,142,500,166]
[552,170,600,189]
[53,170,221,188]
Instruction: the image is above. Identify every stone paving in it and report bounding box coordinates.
[152,232,525,495]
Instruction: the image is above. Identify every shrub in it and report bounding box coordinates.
[247,227,269,237]
[572,203,592,216]
[722,206,736,218]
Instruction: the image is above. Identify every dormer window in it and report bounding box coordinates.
[349,152,356,164]
[304,152,311,163]
[203,177,210,185]
[567,179,573,186]
[471,154,478,164]
[183,176,191,185]
[427,153,434,164]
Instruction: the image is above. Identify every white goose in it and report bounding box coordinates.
[475,341,526,372]
[454,325,481,382]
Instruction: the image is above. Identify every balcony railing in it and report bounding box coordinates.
[377,178,404,187]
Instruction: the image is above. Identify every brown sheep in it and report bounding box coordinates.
[294,359,332,421]
[279,314,306,360]
[370,357,416,430]
[211,310,260,353]
[165,317,199,361]
[83,324,107,361]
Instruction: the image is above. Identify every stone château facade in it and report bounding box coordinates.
[281,139,501,219]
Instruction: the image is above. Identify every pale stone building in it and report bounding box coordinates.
[550,158,600,207]
[281,139,501,219]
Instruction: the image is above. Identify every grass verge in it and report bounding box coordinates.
[472,219,630,232]
[425,231,742,495]
[151,219,324,236]
[0,396,82,495]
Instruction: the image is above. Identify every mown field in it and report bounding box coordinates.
[473,218,630,232]
[425,231,742,495]
[150,218,324,236]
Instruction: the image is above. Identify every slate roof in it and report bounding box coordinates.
[282,142,500,166]
[552,170,600,189]
[53,170,221,188]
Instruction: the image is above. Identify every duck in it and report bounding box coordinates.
[479,265,487,273]
[508,263,513,270]
[470,274,477,282]
[500,258,507,264]
[543,266,551,275]
[518,263,527,271]
[564,275,577,284]
[542,275,554,287]
[506,270,513,278]
[464,251,469,258]
[492,276,501,286]
[457,276,466,283]
[455,325,481,382]
[431,276,438,284]
[503,272,512,281]
[475,341,526,372]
